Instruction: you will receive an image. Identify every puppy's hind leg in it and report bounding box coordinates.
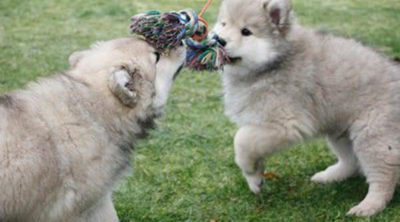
[311,135,358,183]
[234,125,300,194]
[347,136,399,217]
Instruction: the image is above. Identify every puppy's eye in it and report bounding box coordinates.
[241,28,253,36]
[154,52,161,63]
[221,22,226,27]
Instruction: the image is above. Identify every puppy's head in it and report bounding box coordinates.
[213,0,293,73]
[68,37,186,112]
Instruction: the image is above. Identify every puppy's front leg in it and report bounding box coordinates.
[234,125,299,194]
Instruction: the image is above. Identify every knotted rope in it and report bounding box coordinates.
[130,0,228,71]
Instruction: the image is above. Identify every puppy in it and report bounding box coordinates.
[0,37,185,221]
[214,0,400,217]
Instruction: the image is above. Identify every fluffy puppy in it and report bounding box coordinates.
[213,0,400,217]
[0,37,185,221]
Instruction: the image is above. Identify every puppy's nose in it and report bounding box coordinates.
[216,36,227,47]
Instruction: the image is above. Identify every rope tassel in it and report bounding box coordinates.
[130,6,229,71]
[185,34,228,70]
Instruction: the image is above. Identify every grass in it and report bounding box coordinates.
[1,0,400,221]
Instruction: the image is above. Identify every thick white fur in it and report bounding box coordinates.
[214,0,400,217]
[0,37,185,221]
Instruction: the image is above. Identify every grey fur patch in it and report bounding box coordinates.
[254,49,294,76]
[136,114,158,139]
[0,95,14,108]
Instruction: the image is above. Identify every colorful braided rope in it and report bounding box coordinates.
[130,10,228,71]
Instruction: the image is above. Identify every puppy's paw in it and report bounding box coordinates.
[244,173,264,194]
[311,163,356,184]
[311,171,332,184]
[347,200,386,217]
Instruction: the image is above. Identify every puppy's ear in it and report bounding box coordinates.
[68,51,86,68]
[264,0,292,33]
[108,63,143,108]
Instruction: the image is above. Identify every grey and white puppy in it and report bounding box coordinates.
[214,0,400,217]
[0,37,185,221]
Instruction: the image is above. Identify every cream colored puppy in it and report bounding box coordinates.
[0,37,185,221]
[214,0,400,217]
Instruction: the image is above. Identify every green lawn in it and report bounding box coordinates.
[1,0,400,221]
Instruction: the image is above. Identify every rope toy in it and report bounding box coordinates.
[130,0,229,71]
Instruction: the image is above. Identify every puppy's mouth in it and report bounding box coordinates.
[227,57,242,65]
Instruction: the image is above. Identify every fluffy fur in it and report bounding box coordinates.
[0,37,185,221]
[214,0,400,217]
